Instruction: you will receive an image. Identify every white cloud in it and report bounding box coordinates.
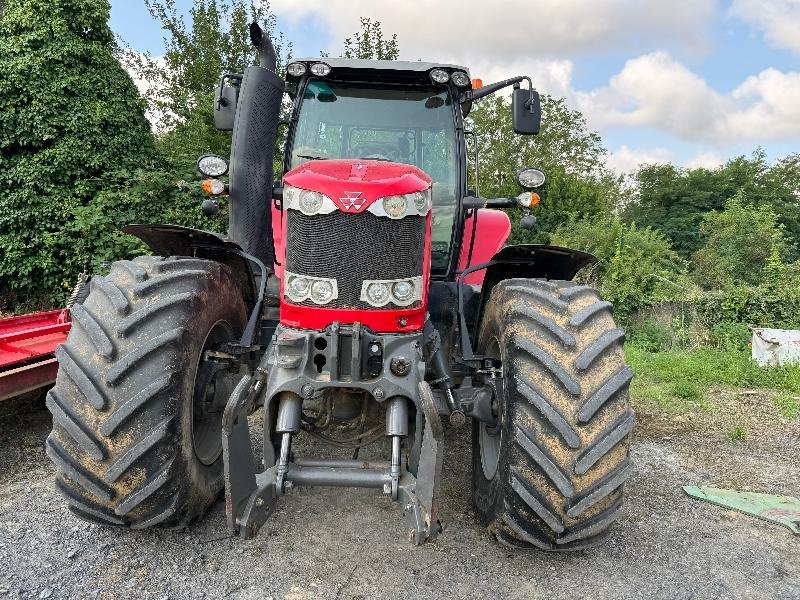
[272,0,715,61]
[575,52,800,144]
[607,145,673,173]
[607,146,725,174]
[684,151,724,170]
[731,0,800,54]
[727,68,800,140]
[458,57,575,101]
[576,52,725,139]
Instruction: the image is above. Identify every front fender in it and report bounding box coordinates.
[482,244,597,286]
[122,224,259,311]
[459,244,597,359]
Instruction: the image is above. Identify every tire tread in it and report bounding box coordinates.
[472,278,634,551]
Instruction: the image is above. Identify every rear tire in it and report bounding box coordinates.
[47,256,247,528]
[471,278,634,550]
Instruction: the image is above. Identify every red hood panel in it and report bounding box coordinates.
[283,159,431,213]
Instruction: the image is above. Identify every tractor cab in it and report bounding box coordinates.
[283,59,467,273]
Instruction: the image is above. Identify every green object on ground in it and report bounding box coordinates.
[683,485,800,535]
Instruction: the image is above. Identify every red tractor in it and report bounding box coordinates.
[46,24,634,550]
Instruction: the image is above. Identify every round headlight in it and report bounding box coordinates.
[197,154,228,177]
[310,62,331,76]
[287,62,307,77]
[311,280,334,304]
[288,276,310,300]
[392,281,415,303]
[299,190,324,214]
[411,191,428,213]
[517,167,546,189]
[366,282,391,306]
[382,195,408,219]
[451,71,470,87]
[430,69,450,84]
[283,185,299,205]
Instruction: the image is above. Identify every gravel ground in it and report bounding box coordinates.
[0,390,798,600]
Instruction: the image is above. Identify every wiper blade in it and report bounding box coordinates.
[357,156,392,162]
[297,154,328,160]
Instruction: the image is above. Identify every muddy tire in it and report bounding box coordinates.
[46,256,247,528]
[471,278,634,550]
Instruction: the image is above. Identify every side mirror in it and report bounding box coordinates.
[512,87,541,135]
[214,73,243,131]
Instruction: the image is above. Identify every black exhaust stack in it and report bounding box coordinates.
[249,22,277,72]
[227,23,283,267]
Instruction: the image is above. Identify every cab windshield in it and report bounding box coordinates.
[288,80,459,270]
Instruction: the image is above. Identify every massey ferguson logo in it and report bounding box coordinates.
[340,191,366,211]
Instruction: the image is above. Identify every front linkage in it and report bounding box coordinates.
[220,321,444,544]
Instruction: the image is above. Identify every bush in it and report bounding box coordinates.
[708,321,751,351]
[628,320,674,352]
[58,162,223,278]
[550,216,688,320]
[0,0,157,310]
[692,196,789,289]
[696,255,800,332]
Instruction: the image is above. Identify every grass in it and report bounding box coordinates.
[625,344,800,412]
[728,425,748,441]
[774,393,800,419]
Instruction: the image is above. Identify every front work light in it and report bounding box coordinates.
[382,195,408,219]
[283,185,337,215]
[197,154,229,177]
[311,280,335,304]
[392,281,415,303]
[430,69,450,84]
[310,62,332,76]
[287,62,307,77]
[365,282,391,306]
[517,167,546,189]
[451,71,470,87]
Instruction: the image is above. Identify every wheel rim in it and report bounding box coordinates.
[191,320,235,466]
[479,336,503,480]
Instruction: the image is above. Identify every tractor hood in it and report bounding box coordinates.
[283,159,431,214]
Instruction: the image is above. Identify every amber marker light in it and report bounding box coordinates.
[202,178,227,195]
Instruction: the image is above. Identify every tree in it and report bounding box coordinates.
[624,150,800,259]
[468,94,621,243]
[342,17,399,60]
[128,0,291,131]
[0,0,156,308]
[691,195,788,289]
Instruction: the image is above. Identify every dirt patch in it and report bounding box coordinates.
[0,390,798,599]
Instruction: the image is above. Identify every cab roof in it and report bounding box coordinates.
[288,57,470,76]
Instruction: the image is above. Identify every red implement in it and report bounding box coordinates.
[0,309,71,401]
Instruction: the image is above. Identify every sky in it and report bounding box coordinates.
[110,0,800,173]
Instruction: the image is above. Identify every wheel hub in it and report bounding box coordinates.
[192,321,236,466]
[478,337,503,480]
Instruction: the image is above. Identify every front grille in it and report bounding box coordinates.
[285,210,425,310]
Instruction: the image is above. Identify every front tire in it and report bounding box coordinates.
[46,256,246,528]
[471,279,634,550]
